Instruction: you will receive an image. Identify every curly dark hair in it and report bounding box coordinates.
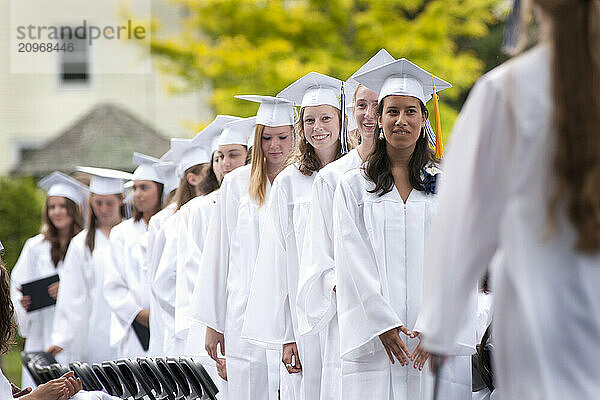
[364,97,439,197]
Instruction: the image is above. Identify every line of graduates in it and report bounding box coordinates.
[10,49,482,400]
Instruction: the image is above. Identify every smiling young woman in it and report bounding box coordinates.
[10,172,86,388]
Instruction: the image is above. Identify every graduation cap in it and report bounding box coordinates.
[75,166,133,195]
[353,58,452,158]
[132,153,164,184]
[278,71,353,153]
[218,116,256,147]
[162,138,212,179]
[345,49,396,131]
[234,95,295,127]
[38,171,88,206]
[193,115,242,149]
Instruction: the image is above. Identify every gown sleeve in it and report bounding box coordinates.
[51,237,89,358]
[10,237,37,338]
[152,215,180,321]
[104,227,144,347]
[419,75,513,354]
[241,177,295,348]
[333,177,403,359]
[191,177,236,334]
[296,175,337,336]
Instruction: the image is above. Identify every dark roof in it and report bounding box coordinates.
[13,103,170,176]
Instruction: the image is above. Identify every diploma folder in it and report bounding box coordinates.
[20,274,60,312]
[132,320,150,351]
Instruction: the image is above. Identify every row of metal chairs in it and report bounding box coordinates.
[21,352,218,400]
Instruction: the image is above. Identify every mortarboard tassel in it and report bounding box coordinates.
[432,77,443,158]
[340,82,349,154]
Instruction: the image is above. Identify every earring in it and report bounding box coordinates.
[378,130,385,140]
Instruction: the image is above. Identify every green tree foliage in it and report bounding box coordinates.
[148,0,501,141]
[0,177,44,271]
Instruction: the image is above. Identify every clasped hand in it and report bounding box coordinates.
[378,326,430,370]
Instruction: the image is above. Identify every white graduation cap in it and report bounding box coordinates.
[164,138,212,179]
[76,166,134,195]
[345,49,396,131]
[353,58,452,157]
[38,171,88,206]
[352,58,451,105]
[193,115,242,150]
[218,116,256,147]
[234,95,295,127]
[132,152,164,184]
[278,72,343,110]
[153,149,179,194]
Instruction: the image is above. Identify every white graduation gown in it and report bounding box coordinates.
[419,44,600,400]
[152,211,182,355]
[332,168,472,400]
[52,230,119,364]
[191,165,280,400]
[297,149,361,400]
[10,234,68,388]
[178,191,228,400]
[144,203,176,356]
[242,164,322,400]
[104,218,148,358]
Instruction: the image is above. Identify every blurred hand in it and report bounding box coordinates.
[20,295,32,311]
[282,342,302,374]
[205,326,225,362]
[45,345,63,357]
[135,309,150,328]
[216,358,227,381]
[47,282,60,300]
[22,371,80,400]
[11,383,32,398]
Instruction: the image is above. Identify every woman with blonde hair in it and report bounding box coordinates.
[419,0,600,398]
[10,172,86,388]
[189,107,294,400]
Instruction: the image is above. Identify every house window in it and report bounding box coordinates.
[59,31,89,84]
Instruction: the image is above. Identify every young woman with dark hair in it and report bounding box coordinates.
[104,153,167,358]
[331,59,472,399]
[48,167,131,364]
[190,101,294,400]
[419,1,600,398]
[242,72,351,400]
[10,172,86,388]
[296,49,395,400]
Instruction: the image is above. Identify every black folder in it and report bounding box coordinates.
[20,274,60,312]
[132,320,150,351]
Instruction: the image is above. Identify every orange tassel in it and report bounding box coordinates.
[432,77,443,158]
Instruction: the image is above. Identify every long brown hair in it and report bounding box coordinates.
[286,106,346,176]
[249,124,294,207]
[85,194,126,253]
[132,182,164,222]
[174,164,207,211]
[0,255,15,354]
[535,0,600,252]
[364,98,438,197]
[42,197,84,267]
[197,154,221,196]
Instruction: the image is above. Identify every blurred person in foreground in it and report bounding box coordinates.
[418,0,600,399]
[0,241,82,399]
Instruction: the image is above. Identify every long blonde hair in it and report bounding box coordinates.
[249,124,294,206]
